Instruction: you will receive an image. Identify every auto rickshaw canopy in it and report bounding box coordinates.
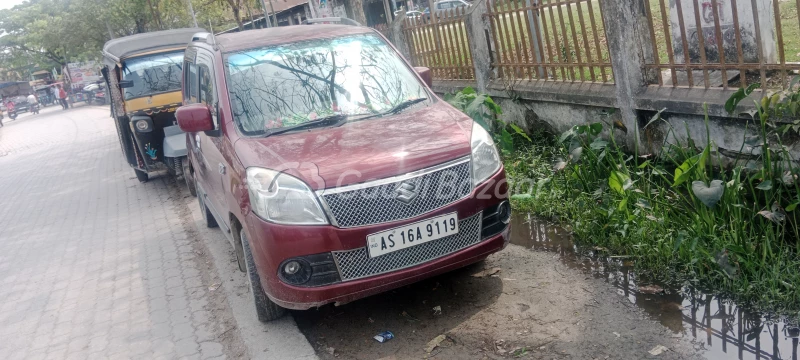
[101,28,204,67]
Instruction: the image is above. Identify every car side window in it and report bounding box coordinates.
[185,62,198,103]
[199,65,214,107]
[197,56,219,127]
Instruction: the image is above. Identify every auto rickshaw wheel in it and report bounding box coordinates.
[134,169,149,183]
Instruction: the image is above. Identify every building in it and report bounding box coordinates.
[218,0,312,34]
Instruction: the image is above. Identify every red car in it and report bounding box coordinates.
[177,21,511,322]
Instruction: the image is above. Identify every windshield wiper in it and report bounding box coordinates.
[385,98,428,115]
[352,98,429,122]
[264,114,347,137]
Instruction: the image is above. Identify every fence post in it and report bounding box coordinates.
[389,13,412,62]
[598,0,652,151]
[464,0,492,92]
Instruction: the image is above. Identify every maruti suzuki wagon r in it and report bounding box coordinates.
[176,21,511,322]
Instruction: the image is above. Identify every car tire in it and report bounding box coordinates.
[134,169,149,183]
[241,230,286,322]
[184,160,197,197]
[196,177,218,228]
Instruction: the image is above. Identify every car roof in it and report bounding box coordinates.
[214,24,375,53]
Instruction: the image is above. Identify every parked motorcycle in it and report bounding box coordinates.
[94,89,106,105]
[83,82,107,105]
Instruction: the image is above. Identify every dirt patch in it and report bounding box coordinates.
[294,243,701,359]
[167,177,250,359]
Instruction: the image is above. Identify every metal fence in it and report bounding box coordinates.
[643,0,800,90]
[486,0,614,83]
[402,9,475,80]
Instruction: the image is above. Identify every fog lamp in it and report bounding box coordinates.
[498,201,512,224]
[279,258,312,285]
[284,261,301,275]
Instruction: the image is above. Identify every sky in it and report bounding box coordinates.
[0,0,26,10]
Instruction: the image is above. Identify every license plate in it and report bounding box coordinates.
[367,212,459,258]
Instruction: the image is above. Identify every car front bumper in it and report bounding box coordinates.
[243,168,509,310]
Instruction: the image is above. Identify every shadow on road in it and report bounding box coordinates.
[293,261,502,359]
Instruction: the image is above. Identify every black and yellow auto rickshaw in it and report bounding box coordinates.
[101,28,203,183]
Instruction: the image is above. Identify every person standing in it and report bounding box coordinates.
[27,93,39,114]
[57,85,69,110]
[51,85,59,106]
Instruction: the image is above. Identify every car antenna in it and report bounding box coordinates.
[208,21,218,50]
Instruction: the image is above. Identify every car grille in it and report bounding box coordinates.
[319,158,472,228]
[331,212,482,282]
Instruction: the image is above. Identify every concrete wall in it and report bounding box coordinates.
[669,0,776,64]
[387,0,785,163]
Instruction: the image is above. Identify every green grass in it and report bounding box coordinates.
[503,112,800,320]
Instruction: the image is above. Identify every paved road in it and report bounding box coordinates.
[0,105,315,359]
[0,104,703,360]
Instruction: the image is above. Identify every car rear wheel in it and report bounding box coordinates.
[241,231,286,322]
[196,177,218,228]
[134,169,149,183]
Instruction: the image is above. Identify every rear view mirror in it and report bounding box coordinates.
[176,103,214,133]
[414,67,432,88]
[119,80,134,88]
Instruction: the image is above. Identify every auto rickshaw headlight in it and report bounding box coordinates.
[131,116,153,133]
[135,120,149,131]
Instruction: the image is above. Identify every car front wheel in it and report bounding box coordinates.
[241,231,286,322]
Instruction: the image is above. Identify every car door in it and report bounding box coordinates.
[196,51,229,229]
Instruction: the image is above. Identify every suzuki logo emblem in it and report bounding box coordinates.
[395,182,419,204]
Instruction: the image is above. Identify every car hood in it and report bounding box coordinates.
[233,101,474,190]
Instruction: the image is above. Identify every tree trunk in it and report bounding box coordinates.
[244,0,255,28]
[135,18,146,34]
[227,0,245,31]
[346,0,367,25]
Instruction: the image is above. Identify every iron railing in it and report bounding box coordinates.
[486,0,614,82]
[643,0,800,90]
[402,8,476,80]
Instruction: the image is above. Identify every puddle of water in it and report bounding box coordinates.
[510,212,800,360]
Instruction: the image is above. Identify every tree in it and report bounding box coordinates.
[0,0,236,74]
[223,0,244,31]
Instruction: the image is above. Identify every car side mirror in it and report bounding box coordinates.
[176,103,214,133]
[414,67,433,88]
[119,80,134,88]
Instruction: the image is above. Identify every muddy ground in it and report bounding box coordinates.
[294,243,701,360]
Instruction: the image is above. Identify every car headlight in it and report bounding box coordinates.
[470,122,501,186]
[246,167,328,225]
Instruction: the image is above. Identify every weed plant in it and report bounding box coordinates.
[450,86,800,319]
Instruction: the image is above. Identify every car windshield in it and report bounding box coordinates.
[122,51,183,100]
[224,34,430,136]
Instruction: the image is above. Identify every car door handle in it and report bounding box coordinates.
[218,163,226,175]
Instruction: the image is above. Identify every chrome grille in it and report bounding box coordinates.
[332,213,482,281]
[320,158,472,228]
